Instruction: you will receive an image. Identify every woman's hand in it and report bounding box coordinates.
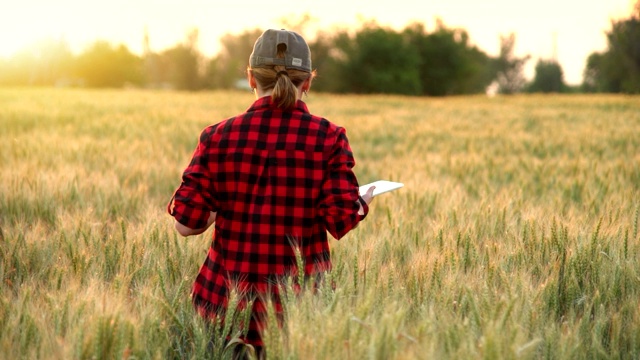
[358,186,375,215]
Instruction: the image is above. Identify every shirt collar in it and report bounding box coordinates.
[247,96,310,114]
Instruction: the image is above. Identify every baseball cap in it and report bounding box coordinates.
[249,29,312,73]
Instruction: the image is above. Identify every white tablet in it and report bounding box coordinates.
[359,180,404,197]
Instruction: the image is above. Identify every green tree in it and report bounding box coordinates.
[307,31,348,93]
[74,41,143,88]
[583,2,640,93]
[528,59,566,93]
[404,21,495,96]
[331,22,422,95]
[201,56,220,89]
[207,28,263,89]
[494,33,529,94]
[607,4,640,92]
[159,29,203,90]
[583,52,610,92]
[161,45,200,90]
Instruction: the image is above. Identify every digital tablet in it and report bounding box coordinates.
[359,180,404,197]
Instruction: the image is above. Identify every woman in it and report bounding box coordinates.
[168,29,375,358]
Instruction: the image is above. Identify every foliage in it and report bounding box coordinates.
[305,31,339,92]
[1,7,639,94]
[0,20,497,95]
[74,41,144,88]
[527,59,566,93]
[312,21,494,96]
[144,29,204,91]
[207,28,264,89]
[583,2,640,93]
[404,21,495,96]
[1,88,640,359]
[493,33,530,94]
[330,22,422,95]
[582,52,607,92]
[159,44,201,91]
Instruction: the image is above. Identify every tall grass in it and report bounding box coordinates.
[1,88,639,359]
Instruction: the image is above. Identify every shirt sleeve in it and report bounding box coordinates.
[318,127,368,240]
[167,129,219,229]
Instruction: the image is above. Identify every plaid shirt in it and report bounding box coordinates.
[168,96,368,346]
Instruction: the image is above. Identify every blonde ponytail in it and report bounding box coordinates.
[272,70,299,109]
[249,46,315,109]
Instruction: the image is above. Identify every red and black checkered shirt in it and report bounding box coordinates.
[168,96,368,346]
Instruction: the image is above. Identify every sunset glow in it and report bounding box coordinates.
[0,0,635,84]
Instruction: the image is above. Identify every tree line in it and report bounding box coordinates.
[1,5,638,95]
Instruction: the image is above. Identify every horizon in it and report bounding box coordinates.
[0,0,635,85]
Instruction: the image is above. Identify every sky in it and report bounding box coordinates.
[0,0,635,85]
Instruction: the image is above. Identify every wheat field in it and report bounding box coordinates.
[1,88,639,359]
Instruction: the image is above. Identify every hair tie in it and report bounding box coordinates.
[276,70,289,78]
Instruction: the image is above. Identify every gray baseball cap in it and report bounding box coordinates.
[249,29,312,72]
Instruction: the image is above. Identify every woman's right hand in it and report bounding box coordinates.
[358,186,375,215]
[361,186,376,205]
